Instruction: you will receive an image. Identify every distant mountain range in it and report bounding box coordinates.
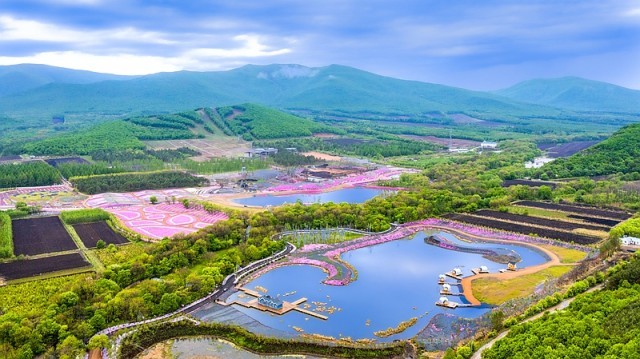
[494,77,640,113]
[0,64,638,119]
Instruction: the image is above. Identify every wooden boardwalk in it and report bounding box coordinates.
[220,287,328,320]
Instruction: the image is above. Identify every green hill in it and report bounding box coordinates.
[538,123,640,178]
[0,64,132,97]
[213,103,334,140]
[495,77,640,113]
[0,64,558,119]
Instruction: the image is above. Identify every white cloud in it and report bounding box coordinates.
[0,51,181,75]
[0,15,175,45]
[185,34,291,59]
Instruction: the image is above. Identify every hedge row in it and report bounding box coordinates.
[119,320,408,359]
[60,209,112,225]
[0,212,13,258]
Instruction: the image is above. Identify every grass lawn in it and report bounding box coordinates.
[507,205,570,220]
[94,242,149,266]
[538,244,588,263]
[473,265,574,305]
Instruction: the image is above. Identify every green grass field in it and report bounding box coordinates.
[473,265,574,305]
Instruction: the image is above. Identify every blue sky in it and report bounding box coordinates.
[0,0,638,89]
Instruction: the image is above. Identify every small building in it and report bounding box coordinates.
[285,147,298,152]
[621,236,640,246]
[246,148,278,158]
[481,141,498,149]
[258,295,283,310]
[52,115,65,125]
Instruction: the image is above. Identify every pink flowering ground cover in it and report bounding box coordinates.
[246,217,592,288]
[265,167,406,193]
[107,203,228,240]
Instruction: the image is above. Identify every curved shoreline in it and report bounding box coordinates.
[244,220,582,308]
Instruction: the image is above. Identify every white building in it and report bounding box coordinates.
[621,236,640,246]
[481,141,498,149]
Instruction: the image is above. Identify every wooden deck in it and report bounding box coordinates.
[220,287,328,320]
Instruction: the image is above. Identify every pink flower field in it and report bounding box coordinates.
[107,203,228,239]
[265,167,406,193]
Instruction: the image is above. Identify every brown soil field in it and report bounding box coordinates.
[12,216,78,256]
[144,137,250,161]
[537,141,599,158]
[302,151,342,161]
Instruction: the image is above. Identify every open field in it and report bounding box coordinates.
[11,216,78,255]
[44,157,89,166]
[72,221,128,248]
[537,140,599,158]
[473,209,610,232]
[401,135,481,148]
[508,205,570,220]
[442,213,601,245]
[108,203,228,239]
[514,200,631,220]
[537,244,587,263]
[0,184,86,208]
[472,265,574,305]
[144,136,250,161]
[0,252,90,281]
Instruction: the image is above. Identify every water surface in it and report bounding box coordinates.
[194,230,548,341]
[234,187,388,207]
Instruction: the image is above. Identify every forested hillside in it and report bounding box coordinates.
[483,254,640,359]
[214,103,335,140]
[537,123,640,178]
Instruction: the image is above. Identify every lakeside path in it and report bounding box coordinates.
[403,223,578,306]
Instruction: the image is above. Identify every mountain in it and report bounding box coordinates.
[494,77,640,113]
[0,64,133,97]
[0,64,556,118]
[538,123,640,178]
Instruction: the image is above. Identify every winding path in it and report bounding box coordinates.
[470,284,603,359]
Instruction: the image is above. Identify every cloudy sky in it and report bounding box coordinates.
[1,0,639,90]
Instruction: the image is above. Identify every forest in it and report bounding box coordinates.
[536,123,640,178]
[215,104,337,140]
[0,161,61,188]
[482,254,640,359]
[69,171,208,194]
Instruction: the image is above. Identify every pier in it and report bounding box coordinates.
[219,287,328,320]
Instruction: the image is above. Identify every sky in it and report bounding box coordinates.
[0,0,639,90]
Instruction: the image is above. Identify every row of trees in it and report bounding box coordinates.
[70,171,208,194]
[0,212,12,258]
[0,161,61,188]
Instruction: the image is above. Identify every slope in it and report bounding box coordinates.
[495,77,640,113]
[0,64,132,97]
[0,64,556,118]
[538,123,640,178]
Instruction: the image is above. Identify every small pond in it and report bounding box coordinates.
[233,187,390,207]
[194,230,549,341]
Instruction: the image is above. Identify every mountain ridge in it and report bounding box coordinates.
[494,76,640,113]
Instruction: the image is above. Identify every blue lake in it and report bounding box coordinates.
[196,231,549,341]
[233,187,389,207]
